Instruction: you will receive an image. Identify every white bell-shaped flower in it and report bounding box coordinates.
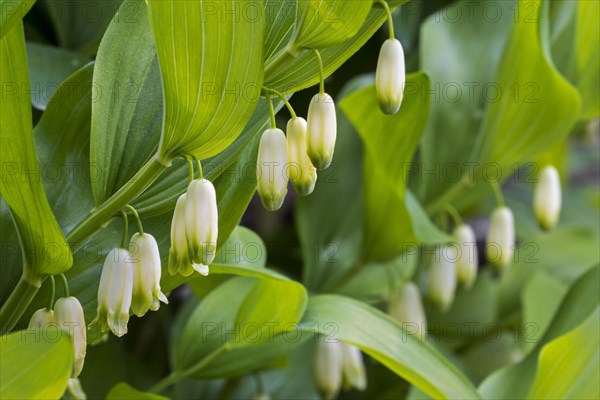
[185,179,219,267]
[376,38,405,115]
[486,206,515,270]
[91,248,133,337]
[388,282,427,342]
[55,296,87,377]
[168,194,193,276]
[340,342,367,391]
[129,233,168,317]
[287,117,317,196]
[315,339,342,400]
[257,128,289,211]
[454,224,478,289]
[28,308,56,330]
[307,93,337,170]
[428,245,458,311]
[534,165,561,230]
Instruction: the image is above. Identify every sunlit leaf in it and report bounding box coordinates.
[0,0,34,39]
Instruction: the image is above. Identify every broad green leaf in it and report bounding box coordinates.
[419,0,580,213]
[147,0,264,162]
[0,330,74,399]
[299,294,481,399]
[174,273,307,379]
[90,0,162,204]
[296,93,363,292]
[0,21,72,280]
[527,307,600,399]
[263,0,296,61]
[41,0,122,56]
[479,265,600,399]
[107,383,167,400]
[25,42,89,110]
[0,0,34,39]
[545,0,600,119]
[290,0,372,51]
[341,74,450,261]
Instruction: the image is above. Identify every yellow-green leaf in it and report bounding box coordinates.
[0,0,34,39]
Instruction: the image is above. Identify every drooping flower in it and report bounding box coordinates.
[55,296,87,377]
[534,165,561,230]
[428,245,458,311]
[185,179,219,267]
[28,308,56,330]
[340,342,367,391]
[256,128,289,211]
[129,233,168,317]
[314,339,342,400]
[287,117,317,196]
[486,206,515,270]
[307,93,337,170]
[168,194,193,276]
[91,248,133,337]
[388,282,427,342]
[376,38,405,115]
[454,224,478,289]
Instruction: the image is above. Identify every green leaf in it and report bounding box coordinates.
[107,383,167,400]
[174,271,307,379]
[0,330,74,399]
[340,73,450,261]
[419,0,580,212]
[90,0,162,204]
[290,0,372,50]
[0,21,72,280]
[147,0,264,162]
[25,42,90,110]
[299,294,481,399]
[479,265,600,399]
[527,307,600,399]
[41,0,122,56]
[0,0,34,39]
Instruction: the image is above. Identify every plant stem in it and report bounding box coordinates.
[264,87,297,119]
[445,204,463,227]
[148,372,181,394]
[376,0,395,39]
[312,49,325,95]
[196,159,203,180]
[60,273,70,297]
[66,156,168,250]
[125,205,144,235]
[120,210,129,248]
[47,275,56,309]
[187,159,195,183]
[490,181,505,207]
[0,277,40,334]
[267,96,277,129]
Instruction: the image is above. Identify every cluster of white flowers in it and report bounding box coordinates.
[314,340,367,399]
[256,96,335,211]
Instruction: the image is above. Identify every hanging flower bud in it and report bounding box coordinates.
[376,38,405,115]
[185,179,219,267]
[340,342,367,391]
[307,93,337,170]
[428,245,457,312]
[534,165,561,230]
[486,206,515,270]
[91,248,133,337]
[388,282,427,342]
[129,233,168,317]
[454,224,478,289]
[67,378,87,400]
[287,117,317,196]
[314,339,342,400]
[28,308,56,330]
[168,194,193,276]
[256,128,289,211]
[55,297,87,377]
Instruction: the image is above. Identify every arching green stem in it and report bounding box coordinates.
[47,275,56,309]
[125,204,144,235]
[187,158,195,183]
[265,87,297,119]
[445,204,463,227]
[490,181,505,207]
[60,273,70,298]
[120,210,129,249]
[312,49,325,95]
[196,159,203,180]
[376,0,395,40]
[267,96,277,129]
